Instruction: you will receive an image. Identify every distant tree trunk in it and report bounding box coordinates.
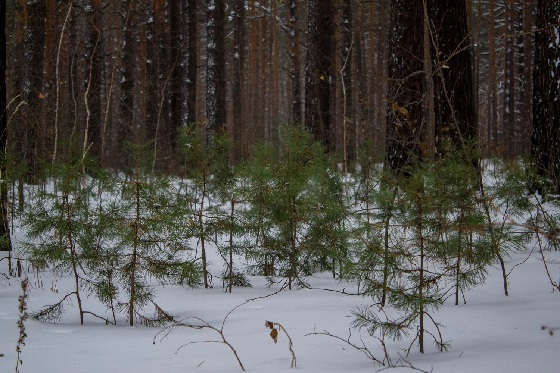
[341,0,354,169]
[206,0,225,147]
[41,0,56,163]
[487,0,498,155]
[12,0,26,168]
[85,0,103,159]
[183,0,197,127]
[429,0,476,154]
[290,0,301,125]
[521,1,535,155]
[356,0,367,155]
[118,0,134,168]
[270,0,280,149]
[422,0,435,160]
[386,0,423,173]
[387,0,474,172]
[152,0,169,169]
[168,0,182,156]
[532,0,560,193]
[0,0,12,253]
[232,0,246,162]
[503,0,516,158]
[143,1,156,153]
[24,0,45,175]
[305,0,335,151]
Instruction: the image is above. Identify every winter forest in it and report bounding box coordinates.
[0,0,559,372]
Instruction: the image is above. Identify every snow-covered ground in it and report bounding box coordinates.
[1,248,559,373]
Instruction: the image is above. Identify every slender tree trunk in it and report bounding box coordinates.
[66,196,84,325]
[416,195,425,354]
[381,214,390,306]
[503,0,516,158]
[488,0,498,155]
[342,0,354,168]
[228,198,235,293]
[129,173,140,326]
[290,0,301,125]
[118,0,134,168]
[423,0,435,160]
[206,0,225,147]
[184,0,197,127]
[288,197,297,290]
[0,0,11,253]
[305,0,334,151]
[232,0,246,162]
[456,211,463,306]
[200,168,208,288]
[24,0,45,176]
[521,1,535,155]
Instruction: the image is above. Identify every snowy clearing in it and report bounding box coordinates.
[1,249,559,373]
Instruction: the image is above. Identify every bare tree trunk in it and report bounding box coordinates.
[185,0,197,127]
[521,1,535,155]
[129,173,140,326]
[118,0,134,168]
[503,0,516,159]
[341,0,354,168]
[488,0,498,155]
[232,0,246,162]
[532,0,560,193]
[290,0,301,125]
[200,168,209,288]
[423,0,435,160]
[0,0,12,253]
[206,0,226,147]
[305,0,335,151]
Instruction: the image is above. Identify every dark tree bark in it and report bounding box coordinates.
[290,0,301,125]
[23,0,45,175]
[386,0,423,173]
[503,0,516,158]
[429,0,476,154]
[342,0,354,168]
[532,0,560,193]
[305,0,335,152]
[206,0,226,147]
[117,0,135,168]
[85,0,103,159]
[0,0,11,253]
[184,0,197,127]
[387,0,475,172]
[168,0,182,154]
[487,0,498,155]
[521,1,536,155]
[232,0,246,162]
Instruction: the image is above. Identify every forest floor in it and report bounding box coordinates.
[1,242,559,372]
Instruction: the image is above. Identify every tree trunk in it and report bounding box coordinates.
[232,0,246,162]
[487,0,498,155]
[185,0,197,127]
[206,0,225,148]
[341,0,354,169]
[429,0,476,154]
[118,0,134,168]
[503,0,516,159]
[0,0,11,253]
[532,0,560,194]
[422,0,435,160]
[305,0,334,151]
[290,0,301,125]
[386,0,423,173]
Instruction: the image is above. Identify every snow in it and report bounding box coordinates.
[1,169,559,372]
[1,247,559,372]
